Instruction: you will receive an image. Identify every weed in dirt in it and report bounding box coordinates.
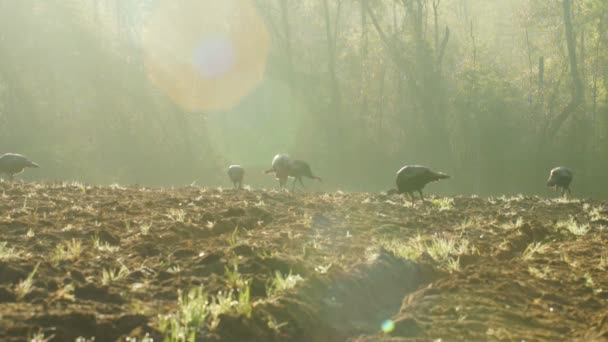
[303,213,313,228]
[599,254,608,271]
[257,250,276,260]
[212,287,252,320]
[528,266,551,280]
[71,181,87,194]
[315,263,332,274]
[125,333,154,342]
[227,227,242,248]
[61,224,75,232]
[92,236,120,253]
[486,327,513,340]
[224,260,250,290]
[379,235,425,261]
[381,235,473,271]
[501,217,524,230]
[254,200,266,207]
[457,217,477,231]
[0,241,17,260]
[54,283,75,301]
[445,257,461,272]
[431,197,454,211]
[522,242,548,260]
[266,271,304,297]
[129,299,154,315]
[584,272,595,288]
[139,222,152,235]
[167,209,186,223]
[69,204,84,213]
[167,265,182,274]
[494,194,523,203]
[53,239,83,262]
[15,262,40,300]
[75,337,95,342]
[552,197,581,204]
[582,273,602,294]
[584,204,604,221]
[29,331,54,342]
[109,183,126,190]
[556,217,590,236]
[101,265,129,285]
[560,252,579,269]
[426,236,472,261]
[266,314,288,334]
[159,284,253,340]
[158,287,209,341]
[131,281,150,294]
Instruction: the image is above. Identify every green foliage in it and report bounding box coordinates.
[380,235,475,272]
[15,262,41,300]
[158,284,253,341]
[0,242,17,260]
[266,271,304,297]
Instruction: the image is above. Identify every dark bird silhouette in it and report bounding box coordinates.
[0,153,39,181]
[227,165,245,189]
[388,165,449,201]
[546,166,573,197]
[288,159,322,190]
[265,154,291,191]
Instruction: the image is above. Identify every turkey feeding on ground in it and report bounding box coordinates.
[0,153,39,181]
[265,154,291,190]
[227,165,245,189]
[546,166,573,197]
[388,165,449,201]
[288,160,322,190]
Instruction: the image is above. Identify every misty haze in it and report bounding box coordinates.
[1,1,607,341]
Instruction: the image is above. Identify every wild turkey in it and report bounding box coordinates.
[0,153,39,181]
[288,160,322,190]
[265,154,291,190]
[388,165,449,201]
[546,166,573,197]
[227,165,245,189]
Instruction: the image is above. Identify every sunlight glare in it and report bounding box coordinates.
[142,0,269,112]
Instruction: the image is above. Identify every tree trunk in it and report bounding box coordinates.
[322,0,342,115]
[433,0,441,52]
[543,0,583,139]
[278,0,296,95]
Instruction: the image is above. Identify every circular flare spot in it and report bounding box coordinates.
[142,0,269,112]
[381,319,395,333]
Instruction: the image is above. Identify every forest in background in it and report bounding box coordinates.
[0,0,606,197]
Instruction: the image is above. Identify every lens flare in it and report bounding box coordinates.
[193,34,236,79]
[142,0,269,112]
[381,319,395,333]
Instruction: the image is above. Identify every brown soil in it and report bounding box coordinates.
[0,182,607,341]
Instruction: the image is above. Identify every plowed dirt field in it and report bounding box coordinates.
[0,182,607,341]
